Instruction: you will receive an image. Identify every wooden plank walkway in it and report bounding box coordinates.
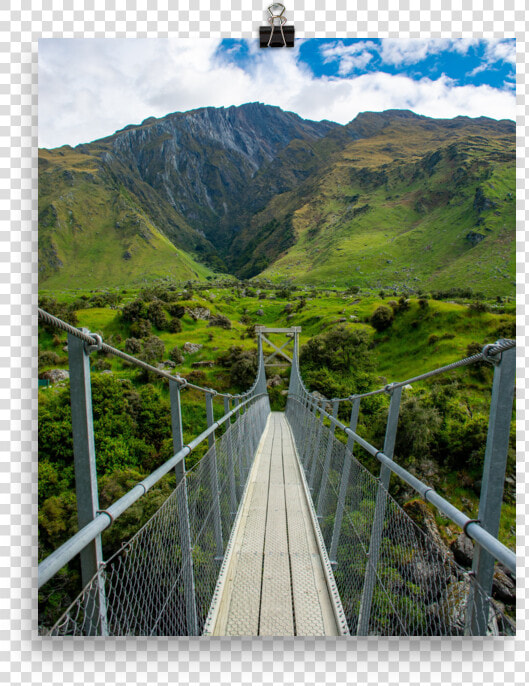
[205,412,342,636]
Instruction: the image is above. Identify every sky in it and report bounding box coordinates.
[38,37,516,149]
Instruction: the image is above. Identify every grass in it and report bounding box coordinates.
[38,283,516,550]
[260,134,515,297]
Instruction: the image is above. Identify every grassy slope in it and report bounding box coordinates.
[258,125,515,296]
[38,285,515,550]
[39,148,216,289]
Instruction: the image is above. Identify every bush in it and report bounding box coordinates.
[147,301,168,330]
[300,325,373,374]
[140,336,165,364]
[208,315,231,330]
[38,351,64,369]
[466,342,483,357]
[121,298,147,323]
[167,317,182,333]
[130,319,152,339]
[418,298,429,310]
[427,334,439,346]
[169,346,184,364]
[124,337,142,355]
[38,297,78,332]
[468,301,489,314]
[370,306,394,332]
[167,304,185,318]
[218,346,257,389]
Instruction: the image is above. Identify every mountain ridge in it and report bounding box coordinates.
[38,104,515,294]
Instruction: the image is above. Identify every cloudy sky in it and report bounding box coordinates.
[38,37,516,149]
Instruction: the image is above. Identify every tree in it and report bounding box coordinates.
[300,325,372,373]
[370,305,394,332]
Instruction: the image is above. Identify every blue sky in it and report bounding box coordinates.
[216,37,515,92]
[39,38,516,148]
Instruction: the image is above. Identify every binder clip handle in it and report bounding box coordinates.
[260,3,295,48]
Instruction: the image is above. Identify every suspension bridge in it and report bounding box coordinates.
[37,311,516,637]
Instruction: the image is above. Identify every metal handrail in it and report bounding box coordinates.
[38,392,267,588]
[288,391,515,574]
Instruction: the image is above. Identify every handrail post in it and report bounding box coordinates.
[357,384,403,636]
[330,397,361,566]
[67,331,107,636]
[317,399,339,519]
[224,395,237,516]
[169,380,198,635]
[309,398,325,491]
[303,394,319,468]
[465,343,516,635]
[206,392,224,560]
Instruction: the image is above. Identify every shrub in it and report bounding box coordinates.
[296,298,307,311]
[38,351,64,369]
[38,297,78,332]
[468,301,489,314]
[466,341,483,357]
[147,301,168,330]
[130,319,152,339]
[208,315,232,330]
[169,346,184,364]
[397,296,410,312]
[370,306,394,332]
[300,325,373,374]
[140,336,165,364]
[167,317,182,333]
[167,304,185,318]
[493,320,515,339]
[218,346,257,389]
[418,298,429,310]
[121,298,147,323]
[124,337,142,355]
[427,334,439,346]
[91,358,111,371]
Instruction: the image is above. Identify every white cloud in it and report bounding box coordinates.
[378,38,478,66]
[38,38,515,149]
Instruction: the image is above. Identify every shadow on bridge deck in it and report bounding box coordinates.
[204,412,344,636]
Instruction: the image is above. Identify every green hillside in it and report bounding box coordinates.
[255,122,515,296]
[38,107,515,296]
[38,148,219,288]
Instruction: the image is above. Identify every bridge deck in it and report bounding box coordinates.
[206,412,341,636]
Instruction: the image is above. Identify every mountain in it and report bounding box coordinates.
[38,104,515,295]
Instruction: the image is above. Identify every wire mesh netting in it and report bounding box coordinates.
[47,394,270,636]
[286,395,515,637]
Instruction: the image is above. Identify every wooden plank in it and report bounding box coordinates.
[209,412,341,636]
[210,416,274,635]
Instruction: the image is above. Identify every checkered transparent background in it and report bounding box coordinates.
[1,1,527,683]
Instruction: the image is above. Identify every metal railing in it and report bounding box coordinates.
[285,334,515,636]
[38,309,271,635]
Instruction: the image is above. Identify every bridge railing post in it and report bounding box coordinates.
[233,396,245,488]
[303,393,319,469]
[308,398,325,492]
[465,343,516,635]
[224,395,237,516]
[206,392,224,561]
[67,331,107,636]
[317,399,339,519]
[330,397,361,566]
[169,380,198,635]
[357,384,403,636]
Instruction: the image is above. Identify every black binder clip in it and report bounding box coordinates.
[259,4,295,48]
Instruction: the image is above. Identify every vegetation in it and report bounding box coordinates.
[37,279,516,629]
